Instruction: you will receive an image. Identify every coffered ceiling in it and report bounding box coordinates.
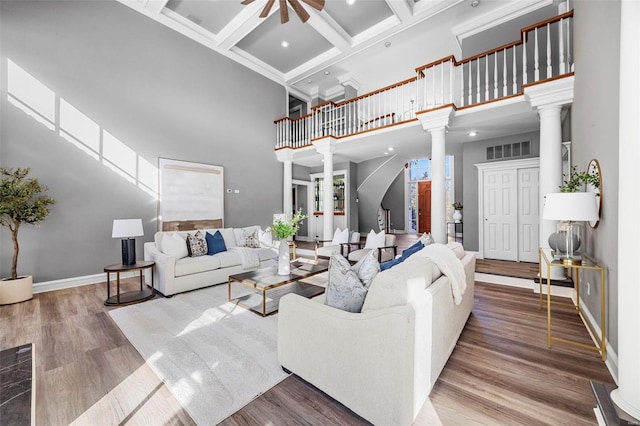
[121,0,557,100]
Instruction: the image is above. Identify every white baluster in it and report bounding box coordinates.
[460,62,465,106]
[559,18,566,74]
[523,38,528,85]
[431,66,435,108]
[440,63,444,106]
[503,48,508,96]
[513,45,518,93]
[449,60,454,104]
[534,27,540,81]
[546,23,552,78]
[484,56,489,101]
[468,62,472,105]
[476,58,481,104]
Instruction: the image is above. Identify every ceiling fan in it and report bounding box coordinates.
[241,0,325,24]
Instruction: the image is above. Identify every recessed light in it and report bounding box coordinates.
[470,0,480,7]
[384,152,389,155]
[346,0,356,5]
[468,131,478,137]
[281,40,289,48]
[307,79,313,84]
[324,71,330,75]
[388,147,394,151]
[384,41,391,48]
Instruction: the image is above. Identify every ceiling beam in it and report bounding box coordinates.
[307,10,351,52]
[385,0,413,23]
[218,2,279,50]
[145,0,169,14]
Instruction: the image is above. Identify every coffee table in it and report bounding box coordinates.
[228,261,328,316]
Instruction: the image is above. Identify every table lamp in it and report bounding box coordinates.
[543,192,598,265]
[112,219,144,266]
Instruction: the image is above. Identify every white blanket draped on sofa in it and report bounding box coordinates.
[416,243,467,304]
[228,246,261,269]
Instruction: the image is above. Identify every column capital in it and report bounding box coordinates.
[417,106,455,132]
[525,75,574,109]
[313,137,337,154]
[275,148,294,162]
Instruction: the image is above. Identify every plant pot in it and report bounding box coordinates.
[453,210,463,223]
[278,241,291,275]
[0,275,33,305]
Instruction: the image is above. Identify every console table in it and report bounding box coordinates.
[539,248,606,361]
[447,221,463,243]
[104,261,155,306]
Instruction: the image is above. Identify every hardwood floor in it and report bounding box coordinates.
[0,251,614,425]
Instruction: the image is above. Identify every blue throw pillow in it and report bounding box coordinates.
[206,231,227,255]
[380,241,424,271]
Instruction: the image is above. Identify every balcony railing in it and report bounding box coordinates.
[275,10,574,150]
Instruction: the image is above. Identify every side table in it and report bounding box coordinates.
[539,248,606,361]
[104,261,155,306]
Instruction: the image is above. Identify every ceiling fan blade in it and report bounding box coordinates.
[279,0,289,23]
[240,0,254,5]
[259,0,275,18]
[300,0,324,12]
[288,0,310,23]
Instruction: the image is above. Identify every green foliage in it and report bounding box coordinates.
[560,165,600,193]
[267,209,307,240]
[0,167,55,279]
[452,202,463,210]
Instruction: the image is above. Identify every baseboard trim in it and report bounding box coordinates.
[578,298,619,384]
[33,271,137,294]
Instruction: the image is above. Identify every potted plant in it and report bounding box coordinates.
[452,202,463,223]
[268,209,306,275]
[0,168,55,304]
[560,165,600,192]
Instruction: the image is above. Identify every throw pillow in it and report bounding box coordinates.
[324,254,368,313]
[419,232,434,245]
[186,231,207,257]
[240,228,260,248]
[258,228,275,247]
[351,250,380,288]
[330,228,349,245]
[205,231,227,255]
[160,232,189,259]
[363,230,386,249]
[380,241,424,271]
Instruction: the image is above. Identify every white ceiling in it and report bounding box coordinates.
[121,0,559,100]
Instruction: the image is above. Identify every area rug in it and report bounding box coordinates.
[109,284,288,425]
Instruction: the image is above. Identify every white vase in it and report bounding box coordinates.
[278,241,291,275]
[453,210,463,223]
[0,275,33,305]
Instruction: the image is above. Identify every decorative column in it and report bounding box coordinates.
[611,0,640,419]
[417,106,454,244]
[525,77,574,280]
[276,148,294,215]
[313,138,336,240]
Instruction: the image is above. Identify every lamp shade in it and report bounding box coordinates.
[112,219,144,238]
[543,192,599,221]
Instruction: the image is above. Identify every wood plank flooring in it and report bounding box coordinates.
[0,247,614,425]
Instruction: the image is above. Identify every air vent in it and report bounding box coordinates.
[486,141,530,161]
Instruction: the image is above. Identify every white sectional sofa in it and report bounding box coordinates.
[277,242,476,426]
[144,226,278,296]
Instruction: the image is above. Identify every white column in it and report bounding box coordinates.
[276,149,294,215]
[313,139,336,240]
[430,127,447,244]
[417,107,454,244]
[611,0,640,419]
[525,77,574,280]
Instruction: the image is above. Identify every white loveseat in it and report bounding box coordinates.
[144,226,278,296]
[277,242,475,425]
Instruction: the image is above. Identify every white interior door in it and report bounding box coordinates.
[518,168,539,262]
[483,169,518,261]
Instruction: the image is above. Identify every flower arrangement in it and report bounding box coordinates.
[560,165,600,193]
[268,209,307,240]
[452,202,463,210]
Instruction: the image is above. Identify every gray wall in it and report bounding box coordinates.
[461,131,540,251]
[572,0,621,354]
[0,1,285,282]
[381,170,405,231]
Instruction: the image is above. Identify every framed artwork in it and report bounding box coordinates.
[158,158,224,231]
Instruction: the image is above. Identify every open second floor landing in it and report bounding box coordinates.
[274,9,574,168]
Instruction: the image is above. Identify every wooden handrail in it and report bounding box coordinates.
[416,55,456,75]
[522,10,573,36]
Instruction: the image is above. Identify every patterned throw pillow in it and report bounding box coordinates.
[186,230,208,257]
[351,250,380,288]
[241,228,260,248]
[324,254,369,313]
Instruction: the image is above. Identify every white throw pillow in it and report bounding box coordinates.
[364,230,386,249]
[419,232,434,246]
[330,228,349,245]
[160,232,189,259]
